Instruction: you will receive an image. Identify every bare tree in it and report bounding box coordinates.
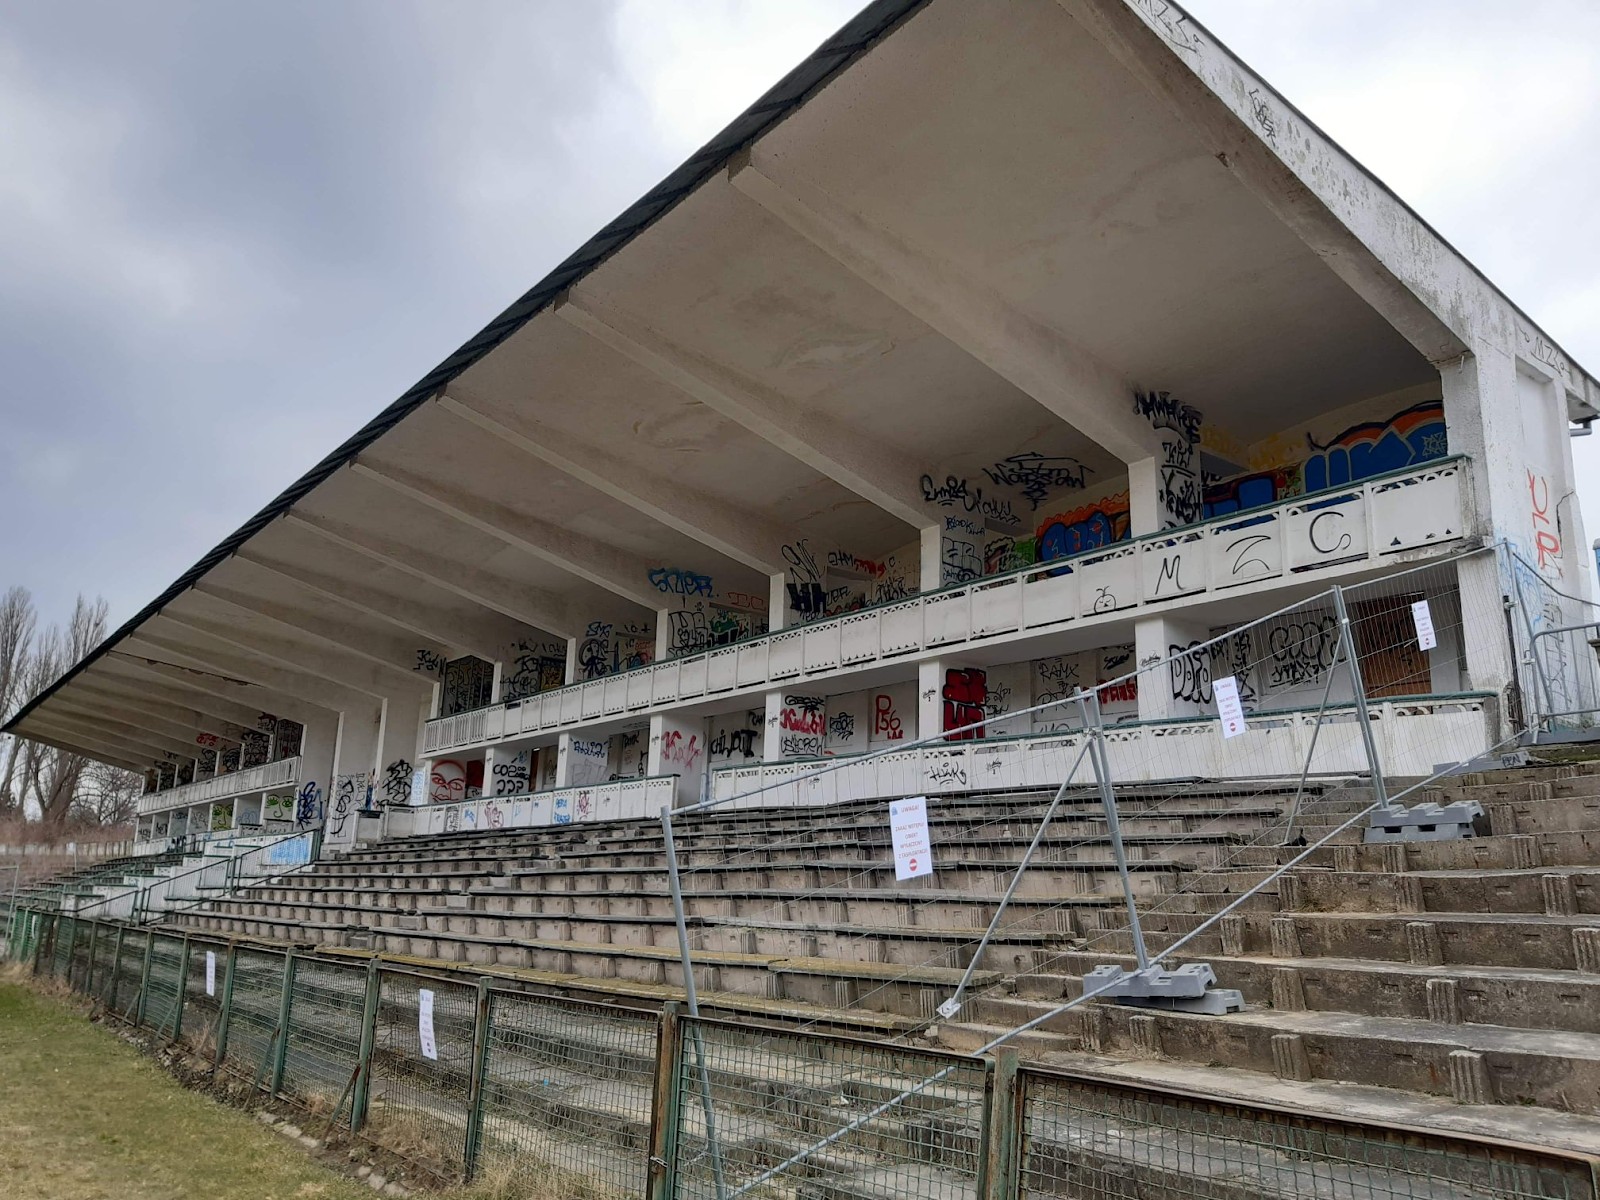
[71,758,142,827]
[17,595,111,828]
[0,586,37,816]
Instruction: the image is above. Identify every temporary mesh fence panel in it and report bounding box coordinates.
[113,928,148,1021]
[280,958,367,1116]
[672,1016,988,1200]
[222,947,288,1084]
[183,940,224,1059]
[1507,547,1600,735]
[474,990,657,1197]
[366,970,476,1176]
[1019,1069,1597,1200]
[143,933,186,1036]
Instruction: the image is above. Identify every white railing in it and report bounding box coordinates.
[707,695,1494,809]
[423,458,1470,757]
[383,774,679,839]
[136,756,301,817]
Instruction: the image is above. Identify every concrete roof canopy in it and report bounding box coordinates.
[8,0,1597,773]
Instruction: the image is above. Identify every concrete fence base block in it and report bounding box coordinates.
[1425,977,1461,1025]
[1406,921,1444,966]
[1269,917,1301,959]
[1270,968,1306,1012]
[1541,874,1578,917]
[1447,1049,1493,1105]
[1271,1033,1312,1082]
[1573,928,1600,974]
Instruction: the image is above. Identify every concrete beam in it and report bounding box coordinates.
[10,729,146,774]
[556,292,932,529]
[158,603,426,700]
[26,714,176,766]
[1052,0,1467,367]
[44,702,202,760]
[127,625,379,715]
[349,459,662,611]
[283,509,585,639]
[95,658,286,730]
[726,150,1156,463]
[107,647,336,727]
[436,388,799,575]
[188,580,450,680]
[74,679,248,744]
[51,696,222,753]
[234,538,544,663]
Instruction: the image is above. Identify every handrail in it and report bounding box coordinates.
[138,755,302,817]
[424,456,1470,753]
[70,827,321,925]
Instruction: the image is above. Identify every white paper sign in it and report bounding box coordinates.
[205,950,216,997]
[418,988,438,1060]
[1411,599,1437,651]
[1213,676,1247,739]
[889,796,933,881]
[409,769,427,807]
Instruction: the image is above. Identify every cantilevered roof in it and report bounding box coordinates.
[8,0,1597,761]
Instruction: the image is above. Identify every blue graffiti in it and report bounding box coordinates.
[1302,402,1446,494]
[295,781,322,827]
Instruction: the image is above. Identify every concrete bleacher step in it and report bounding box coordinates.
[942,999,1600,1114]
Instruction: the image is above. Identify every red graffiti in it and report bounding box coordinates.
[662,730,703,771]
[873,694,905,741]
[1528,470,1562,574]
[1097,678,1139,705]
[942,668,988,741]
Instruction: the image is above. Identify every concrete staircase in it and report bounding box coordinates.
[164,756,1600,1153]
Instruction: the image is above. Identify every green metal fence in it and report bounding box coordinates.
[12,909,1599,1198]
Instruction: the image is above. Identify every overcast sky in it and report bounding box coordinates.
[2,0,1596,638]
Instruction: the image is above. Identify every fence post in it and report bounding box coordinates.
[169,934,193,1042]
[462,976,494,1182]
[29,912,49,975]
[1331,586,1391,809]
[107,926,127,1012]
[1082,692,1150,968]
[647,1002,685,1200]
[349,957,382,1133]
[269,951,298,1097]
[134,932,156,1027]
[980,1049,1023,1200]
[213,944,239,1072]
[83,921,100,996]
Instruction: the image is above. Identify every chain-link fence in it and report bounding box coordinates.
[1507,545,1600,737]
[10,911,1599,1197]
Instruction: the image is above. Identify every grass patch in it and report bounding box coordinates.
[0,974,373,1200]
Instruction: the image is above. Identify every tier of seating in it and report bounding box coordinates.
[163,754,1600,1155]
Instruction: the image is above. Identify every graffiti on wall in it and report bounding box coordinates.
[648,566,715,597]
[295,780,322,827]
[569,738,610,787]
[1266,616,1340,691]
[1035,492,1131,565]
[709,710,763,762]
[578,622,654,680]
[667,603,767,657]
[981,453,1091,510]
[942,668,988,740]
[1135,390,1204,528]
[505,640,566,702]
[442,656,495,715]
[779,694,826,758]
[1169,641,1213,705]
[381,759,413,807]
[492,750,531,797]
[661,728,703,773]
[1301,401,1447,494]
[1528,470,1563,577]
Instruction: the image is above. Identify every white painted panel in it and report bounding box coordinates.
[1075,549,1138,616]
[922,589,971,647]
[880,601,924,656]
[1286,494,1368,571]
[1021,571,1077,628]
[1207,516,1285,589]
[802,622,841,673]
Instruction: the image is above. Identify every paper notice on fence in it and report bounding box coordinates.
[1411,599,1438,651]
[1214,676,1247,739]
[205,950,216,996]
[889,796,933,881]
[418,988,438,1060]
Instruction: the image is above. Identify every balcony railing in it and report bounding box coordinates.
[423,457,1469,757]
[382,774,679,839]
[136,756,301,817]
[707,693,1493,810]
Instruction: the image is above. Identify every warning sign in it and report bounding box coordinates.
[889,796,933,881]
[1213,676,1247,740]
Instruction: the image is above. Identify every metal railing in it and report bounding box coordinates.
[424,458,1471,756]
[12,912,1597,1199]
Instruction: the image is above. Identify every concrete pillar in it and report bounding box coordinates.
[762,691,786,761]
[564,637,579,686]
[767,573,787,632]
[374,692,426,809]
[1128,457,1161,537]
[1136,613,1212,722]
[296,715,339,822]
